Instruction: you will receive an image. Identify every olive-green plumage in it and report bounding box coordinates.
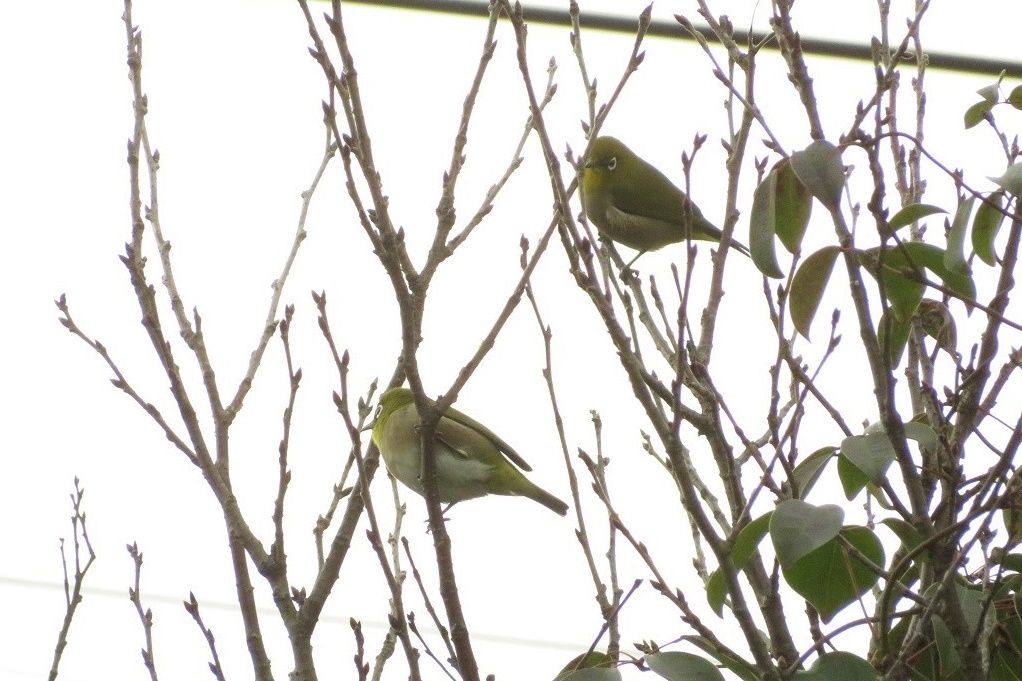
[370,388,568,516]
[581,136,750,256]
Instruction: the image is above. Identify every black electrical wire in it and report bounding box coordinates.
[334,0,1022,79]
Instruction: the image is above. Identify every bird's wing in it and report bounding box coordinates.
[439,405,533,472]
[612,162,725,241]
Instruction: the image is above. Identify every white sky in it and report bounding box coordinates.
[3,1,1022,679]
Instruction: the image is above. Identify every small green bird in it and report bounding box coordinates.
[581,136,750,262]
[370,387,569,516]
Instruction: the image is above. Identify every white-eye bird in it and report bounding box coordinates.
[581,136,750,262]
[370,387,569,516]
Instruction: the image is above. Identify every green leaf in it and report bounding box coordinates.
[886,203,946,233]
[990,163,1022,196]
[792,446,837,498]
[783,527,884,622]
[555,652,620,681]
[914,298,958,356]
[996,552,1022,573]
[861,242,976,318]
[977,82,1001,103]
[837,454,871,499]
[858,246,925,321]
[706,513,772,615]
[682,637,758,681]
[973,191,1006,265]
[945,197,974,274]
[554,669,621,681]
[1009,84,1022,110]
[790,246,841,339]
[775,159,813,253]
[794,652,878,681]
[881,518,923,551]
[790,140,846,210]
[964,99,994,128]
[645,652,725,681]
[749,169,785,278]
[840,433,896,485]
[878,310,910,368]
[770,500,843,568]
[903,421,939,451]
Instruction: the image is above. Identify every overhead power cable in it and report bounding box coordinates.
[334,0,1022,79]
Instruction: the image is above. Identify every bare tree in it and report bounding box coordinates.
[51,1,1022,680]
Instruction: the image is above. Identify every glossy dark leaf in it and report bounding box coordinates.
[973,191,1006,265]
[794,652,878,681]
[792,447,837,498]
[749,169,785,278]
[771,500,843,568]
[790,140,845,210]
[783,527,884,622]
[886,203,945,233]
[840,433,895,485]
[790,246,841,338]
[964,99,994,129]
[706,513,772,615]
[878,310,910,368]
[645,652,724,681]
[990,163,1022,196]
[774,159,813,252]
[945,197,974,274]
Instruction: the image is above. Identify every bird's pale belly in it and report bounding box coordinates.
[382,443,494,503]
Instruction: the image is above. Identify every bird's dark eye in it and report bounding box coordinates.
[607,156,617,171]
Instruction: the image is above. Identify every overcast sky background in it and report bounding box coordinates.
[3,1,1022,679]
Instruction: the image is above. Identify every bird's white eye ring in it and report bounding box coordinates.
[607,156,617,171]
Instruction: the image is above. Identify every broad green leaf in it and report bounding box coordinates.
[990,163,1022,196]
[1009,84,1022,110]
[775,158,813,252]
[555,652,620,681]
[706,513,772,615]
[837,454,871,499]
[964,99,994,128]
[792,446,837,498]
[973,191,1006,265]
[862,242,976,318]
[878,310,910,368]
[903,421,939,451]
[794,652,878,681]
[977,82,1001,103]
[945,197,975,274]
[886,203,946,233]
[841,433,895,485]
[645,652,725,681]
[783,527,884,622]
[683,637,758,681]
[770,500,843,568]
[998,553,1022,573]
[858,246,925,321]
[790,246,841,338]
[554,665,618,680]
[914,298,958,356]
[790,140,845,210]
[887,617,938,679]
[749,169,785,278]
[881,518,923,550]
